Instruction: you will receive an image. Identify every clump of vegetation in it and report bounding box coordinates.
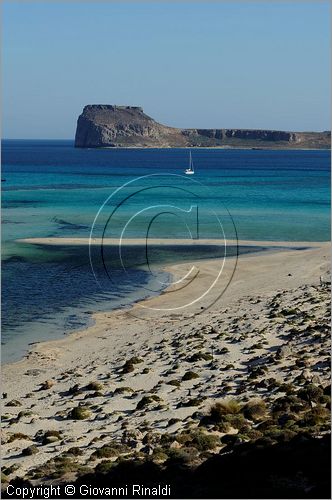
[182,371,199,381]
[299,405,330,427]
[95,460,117,473]
[219,347,230,355]
[16,410,33,421]
[151,449,168,462]
[91,442,129,459]
[86,381,103,391]
[86,391,104,398]
[22,445,38,456]
[165,447,199,466]
[187,352,213,362]
[210,400,242,419]
[242,399,267,422]
[180,397,204,407]
[251,343,264,350]
[28,455,86,480]
[177,431,219,452]
[5,400,22,407]
[41,430,62,445]
[167,418,181,427]
[200,400,244,430]
[279,308,298,317]
[136,395,162,410]
[1,473,8,484]
[7,433,30,443]
[65,447,84,456]
[298,384,324,406]
[2,464,19,476]
[167,380,181,387]
[67,384,82,396]
[113,387,134,395]
[248,365,268,379]
[277,383,296,395]
[121,356,143,374]
[68,406,91,420]
[40,380,54,390]
[223,363,235,370]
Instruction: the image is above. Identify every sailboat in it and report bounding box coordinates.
[184,150,195,175]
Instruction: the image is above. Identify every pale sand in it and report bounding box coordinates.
[2,241,330,478]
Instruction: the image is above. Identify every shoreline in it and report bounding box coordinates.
[3,139,330,151]
[94,146,331,151]
[4,240,329,370]
[17,237,327,247]
[4,237,321,366]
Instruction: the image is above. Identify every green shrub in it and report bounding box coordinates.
[151,449,168,462]
[85,391,103,398]
[223,364,235,370]
[189,431,219,451]
[122,356,143,372]
[298,384,324,405]
[68,406,91,420]
[167,380,181,387]
[86,381,103,391]
[251,343,264,350]
[2,465,19,476]
[167,418,181,427]
[129,356,143,364]
[7,433,30,443]
[243,399,267,421]
[219,347,230,354]
[65,447,83,456]
[187,352,213,362]
[1,473,8,483]
[68,384,82,396]
[223,413,246,429]
[22,445,38,456]
[300,406,330,426]
[41,430,62,445]
[91,442,129,460]
[277,383,296,395]
[95,460,116,473]
[122,361,135,374]
[166,447,198,466]
[5,400,22,407]
[182,371,199,381]
[113,387,134,395]
[210,400,242,420]
[180,398,204,407]
[136,395,161,410]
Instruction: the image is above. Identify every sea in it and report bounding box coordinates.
[2,140,330,362]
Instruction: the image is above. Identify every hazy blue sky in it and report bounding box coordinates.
[3,1,330,139]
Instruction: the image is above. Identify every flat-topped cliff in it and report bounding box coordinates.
[75,105,331,149]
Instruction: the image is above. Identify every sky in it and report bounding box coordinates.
[2,1,330,139]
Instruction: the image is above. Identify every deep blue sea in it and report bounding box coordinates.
[2,140,330,362]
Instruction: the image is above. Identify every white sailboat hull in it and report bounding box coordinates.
[184,151,195,174]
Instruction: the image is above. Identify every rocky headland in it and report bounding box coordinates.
[74,105,331,149]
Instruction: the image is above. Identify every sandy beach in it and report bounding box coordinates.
[2,240,330,483]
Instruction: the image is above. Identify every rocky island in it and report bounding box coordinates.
[75,105,331,149]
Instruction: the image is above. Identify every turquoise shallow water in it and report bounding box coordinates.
[2,141,330,362]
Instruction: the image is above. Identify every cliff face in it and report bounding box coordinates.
[75,105,331,149]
